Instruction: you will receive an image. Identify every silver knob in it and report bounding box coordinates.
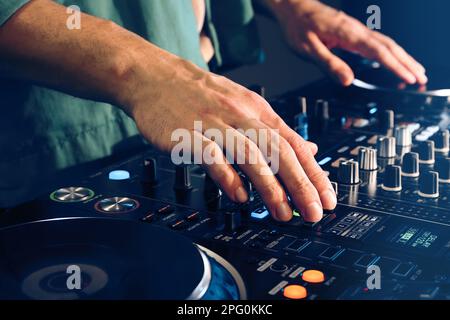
[377,136,396,158]
[358,147,378,171]
[394,125,412,147]
[338,159,360,185]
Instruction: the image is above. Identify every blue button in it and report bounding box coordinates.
[109,170,130,181]
[251,207,270,220]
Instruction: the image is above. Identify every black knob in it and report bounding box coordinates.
[418,171,439,198]
[239,173,254,201]
[224,211,241,233]
[401,152,419,177]
[382,165,402,192]
[379,109,394,129]
[314,99,330,120]
[174,165,192,190]
[142,158,158,185]
[435,157,450,183]
[338,159,360,185]
[377,136,396,158]
[358,147,378,171]
[432,129,449,152]
[204,175,222,199]
[418,140,435,164]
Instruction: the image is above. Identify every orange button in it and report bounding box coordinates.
[302,270,325,283]
[283,285,307,300]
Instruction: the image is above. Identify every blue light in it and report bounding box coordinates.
[369,107,378,115]
[108,170,130,181]
[251,208,270,220]
[318,157,332,166]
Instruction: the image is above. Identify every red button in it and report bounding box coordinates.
[302,270,325,283]
[283,285,307,299]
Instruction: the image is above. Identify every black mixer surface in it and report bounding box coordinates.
[1,65,450,300]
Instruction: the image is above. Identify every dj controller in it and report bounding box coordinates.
[1,64,450,300]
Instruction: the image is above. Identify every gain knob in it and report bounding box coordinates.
[174,165,192,191]
[435,157,450,183]
[142,157,158,185]
[401,152,419,177]
[432,129,449,153]
[377,136,396,158]
[382,165,402,192]
[338,159,360,185]
[394,125,412,147]
[418,171,439,198]
[358,147,378,171]
[418,140,435,164]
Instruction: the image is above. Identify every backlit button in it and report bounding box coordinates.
[283,285,307,300]
[108,170,130,181]
[302,270,325,284]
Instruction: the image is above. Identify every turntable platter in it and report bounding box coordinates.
[0,218,215,300]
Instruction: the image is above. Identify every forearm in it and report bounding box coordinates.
[0,0,180,113]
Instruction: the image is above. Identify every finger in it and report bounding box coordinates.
[304,33,355,86]
[219,125,293,221]
[195,132,249,204]
[233,118,325,222]
[372,32,427,84]
[351,34,417,84]
[306,141,318,156]
[259,107,336,212]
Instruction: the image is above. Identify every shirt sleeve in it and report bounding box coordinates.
[0,0,30,26]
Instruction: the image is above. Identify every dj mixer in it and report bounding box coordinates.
[1,64,449,300]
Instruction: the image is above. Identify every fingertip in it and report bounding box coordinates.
[275,202,293,222]
[303,202,323,222]
[320,188,337,210]
[235,186,249,203]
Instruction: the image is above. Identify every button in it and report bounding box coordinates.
[283,285,308,299]
[319,247,344,260]
[141,213,155,223]
[157,205,174,214]
[251,207,270,220]
[392,262,415,277]
[169,220,187,230]
[301,270,325,284]
[108,170,130,181]
[186,211,200,221]
[354,254,380,268]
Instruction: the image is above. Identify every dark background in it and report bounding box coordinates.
[225,0,449,98]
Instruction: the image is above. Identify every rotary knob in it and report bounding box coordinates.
[379,109,394,129]
[401,152,419,177]
[358,147,378,171]
[50,187,94,203]
[95,197,139,213]
[432,129,449,153]
[174,165,192,191]
[418,171,439,198]
[377,136,396,158]
[142,157,158,185]
[382,165,402,192]
[435,157,450,183]
[338,159,360,185]
[418,140,435,164]
[394,125,412,147]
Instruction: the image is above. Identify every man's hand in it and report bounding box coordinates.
[0,0,336,222]
[127,55,336,222]
[265,0,427,86]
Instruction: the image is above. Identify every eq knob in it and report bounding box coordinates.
[338,159,360,185]
[358,147,378,171]
[418,171,439,198]
[382,165,402,192]
[379,109,394,129]
[174,165,192,191]
[435,157,450,183]
[142,157,158,185]
[401,152,420,177]
[418,140,435,164]
[394,125,412,147]
[377,136,396,158]
[432,129,449,153]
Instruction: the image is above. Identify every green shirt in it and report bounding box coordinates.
[0,0,262,207]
